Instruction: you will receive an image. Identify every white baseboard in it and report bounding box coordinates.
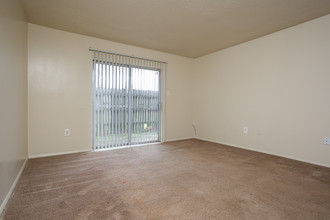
[29,149,91,159]
[165,137,194,142]
[95,138,195,152]
[0,158,28,217]
[94,142,162,152]
[29,139,197,158]
[195,137,329,168]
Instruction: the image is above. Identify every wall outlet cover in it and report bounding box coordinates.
[65,129,70,136]
[243,127,248,134]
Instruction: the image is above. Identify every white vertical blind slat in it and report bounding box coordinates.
[118,56,121,147]
[115,55,118,148]
[111,54,115,148]
[92,51,96,148]
[106,53,110,148]
[158,62,161,140]
[128,57,132,144]
[97,52,101,149]
[101,53,105,148]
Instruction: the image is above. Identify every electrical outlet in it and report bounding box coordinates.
[324,137,330,145]
[243,127,248,134]
[65,129,70,136]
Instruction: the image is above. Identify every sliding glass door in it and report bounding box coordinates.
[92,56,162,150]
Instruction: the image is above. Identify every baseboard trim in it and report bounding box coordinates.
[28,139,196,158]
[195,137,330,168]
[165,137,194,142]
[28,149,91,159]
[94,142,162,152]
[0,158,28,217]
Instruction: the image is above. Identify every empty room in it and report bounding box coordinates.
[1,0,330,219]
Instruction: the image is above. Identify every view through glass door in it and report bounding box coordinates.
[93,58,161,150]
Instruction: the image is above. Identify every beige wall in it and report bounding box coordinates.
[0,0,28,211]
[193,15,330,167]
[28,24,194,157]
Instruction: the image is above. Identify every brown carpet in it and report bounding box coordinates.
[2,139,330,220]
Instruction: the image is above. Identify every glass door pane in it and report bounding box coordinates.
[94,62,129,149]
[130,67,160,145]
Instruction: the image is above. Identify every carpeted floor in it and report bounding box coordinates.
[2,139,330,219]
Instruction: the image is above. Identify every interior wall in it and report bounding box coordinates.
[193,15,330,167]
[0,0,28,210]
[28,24,194,157]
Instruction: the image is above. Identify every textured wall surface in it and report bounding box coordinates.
[193,15,330,167]
[0,0,28,211]
[28,24,194,157]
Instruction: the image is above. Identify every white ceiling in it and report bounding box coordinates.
[21,0,330,58]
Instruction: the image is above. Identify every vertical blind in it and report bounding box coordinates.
[91,49,166,150]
